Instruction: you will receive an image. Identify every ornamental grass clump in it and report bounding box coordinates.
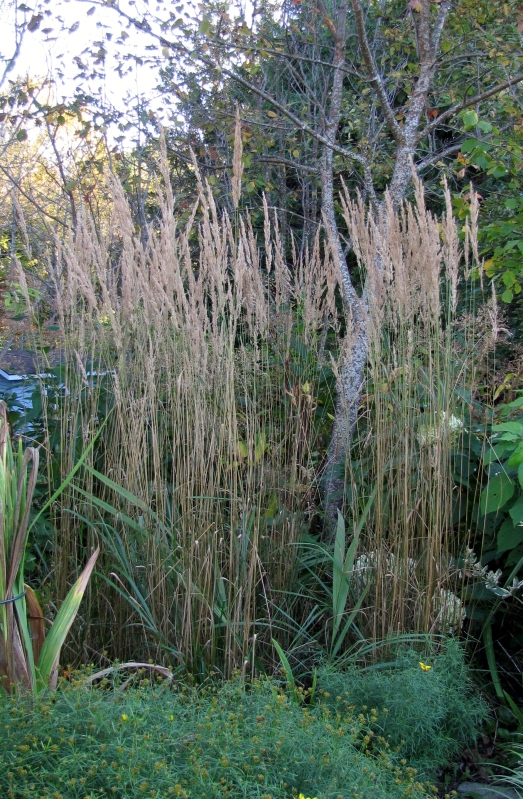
[22,133,496,673]
[0,669,436,799]
[41,136,340,673]
[338,178,493,641]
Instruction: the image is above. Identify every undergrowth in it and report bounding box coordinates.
[0,643,487,799]
[318,639,490,777]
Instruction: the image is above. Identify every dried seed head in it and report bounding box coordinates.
[231,105,243,210]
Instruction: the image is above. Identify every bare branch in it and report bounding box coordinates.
[410,1,432,64]
[233,43,366,82]
[257,156,319,173]
[431,0,453,54]
[0,2,25,91]
[351,0,404,144]
[166,144,229,170]
[416,142,463,171]
[0,163,65,227]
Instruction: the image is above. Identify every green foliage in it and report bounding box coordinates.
[454,111,523,326]
[0,400,99,695]
[318,640,490,778]
[3,281,42,318]
[0,669,456,799]
[491,737,523,796]
[482,193,523,307]
[479,395,523,571]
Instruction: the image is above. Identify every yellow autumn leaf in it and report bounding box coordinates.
[483,259,496,277]
[266,110,278,118]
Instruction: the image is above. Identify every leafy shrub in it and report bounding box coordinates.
[479,397,523,570]
[317,640,489,777]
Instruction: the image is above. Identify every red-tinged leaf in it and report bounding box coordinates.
[463,191,483,201]
[428,108,438,119]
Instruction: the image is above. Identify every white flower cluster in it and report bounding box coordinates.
[352,550,417,595]
[431,588,464,635]
[417,411,464,447]
[352,550,464,635]
[462,547,523,598]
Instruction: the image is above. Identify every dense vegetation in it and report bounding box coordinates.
[1,0,523,792]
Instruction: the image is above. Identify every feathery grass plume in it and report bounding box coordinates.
[231,105,243,210]
[339,180,484,640]
[24,133,491,670]
[45,135,338,675]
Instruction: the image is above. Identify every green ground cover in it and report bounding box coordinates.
[0,642,487,799]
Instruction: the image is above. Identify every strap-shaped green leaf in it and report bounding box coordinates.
[36,548,99,692]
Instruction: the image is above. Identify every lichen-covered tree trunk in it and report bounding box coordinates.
[317,0,368,538]
[321,0,453,540]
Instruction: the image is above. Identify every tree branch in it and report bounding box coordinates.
[220,64,371,172]
[415,142,463,171]
[257,156,319,173]
[233,43,366,82]
[351,0,404,144]
[431,0,453,54]
[83,0,372,175]
[417,73,523,141]
[0,164,65,227]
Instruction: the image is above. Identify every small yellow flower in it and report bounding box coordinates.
[298,794,318,799]
[419,661,432,671]
[121,713,129,721]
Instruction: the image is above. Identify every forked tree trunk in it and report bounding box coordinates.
[318,0,369,538]
[321,0,454,541]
